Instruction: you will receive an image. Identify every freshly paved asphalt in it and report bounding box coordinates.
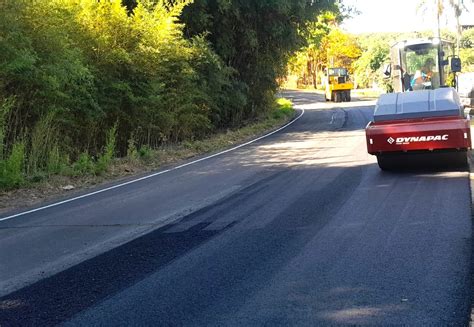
[0,91,471,326]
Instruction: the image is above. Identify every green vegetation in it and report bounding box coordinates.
[460,28,474,71]
[179,0,338,122]
[273,99,294,119]
[352,34,391,90]
[174,98,295,156]
[0,0,335,190]
[0,142,25,188]
[287,12,351,89]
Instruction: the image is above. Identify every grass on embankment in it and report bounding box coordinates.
[0,98,295,212]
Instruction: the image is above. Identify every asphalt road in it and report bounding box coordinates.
[0,91,472,326]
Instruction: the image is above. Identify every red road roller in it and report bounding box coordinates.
[366,88,471,170]
[366,37,471,170]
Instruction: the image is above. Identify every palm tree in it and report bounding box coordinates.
[417,0,473,55]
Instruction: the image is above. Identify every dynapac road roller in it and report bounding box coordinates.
[365,38,471,170]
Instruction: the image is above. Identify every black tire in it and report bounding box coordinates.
[376,155,395,171]
[341,91,347,102]
[450,151,468,168]
[331,91,335,102]
[377,151,468,171]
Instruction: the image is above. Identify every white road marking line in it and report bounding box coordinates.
[0,109,305,222]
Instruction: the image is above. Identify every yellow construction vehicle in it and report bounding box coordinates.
[324,67,353,102]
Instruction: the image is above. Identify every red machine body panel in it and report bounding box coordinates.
[366,116,471,154]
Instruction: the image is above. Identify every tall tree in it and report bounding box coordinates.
[301,11,338,88]
[287,21,361,89]
[323,28,361,70]
[181,0,338,117]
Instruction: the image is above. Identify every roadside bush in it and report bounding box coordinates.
[27,112,57,175]
[0,142,26,189]
[126,134,139,162]
[0,98,14,160]
[138,145,152,161]
[95,124,117,175]
[46,146,68,175]
[72,153,95,176]
[272,98,294,120]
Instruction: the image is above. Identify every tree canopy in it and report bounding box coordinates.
[287,12,360,89]
[180,0,339,116]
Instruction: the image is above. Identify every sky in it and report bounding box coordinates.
[341,0,473,34]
